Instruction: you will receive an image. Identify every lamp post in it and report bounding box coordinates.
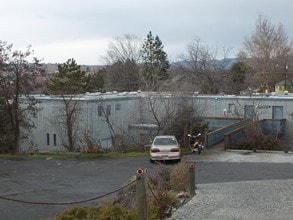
[285,64,288,91]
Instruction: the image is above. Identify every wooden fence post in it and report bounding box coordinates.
[188,163,196,197]
[136,168,148,220]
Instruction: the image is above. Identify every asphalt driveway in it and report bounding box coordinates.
[1,149,293,220]
[0,156,156,220]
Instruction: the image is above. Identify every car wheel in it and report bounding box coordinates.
[150,159,154,163]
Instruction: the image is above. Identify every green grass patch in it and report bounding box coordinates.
[0,151,149,159]
[181,146,193,155]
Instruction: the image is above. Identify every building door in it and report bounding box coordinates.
[244,105,254,119]
[272,106,283,119]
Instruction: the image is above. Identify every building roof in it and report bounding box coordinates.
[275,79,293,86]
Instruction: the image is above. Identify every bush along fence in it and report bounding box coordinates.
[0,162,197,219]
[136,162,196,219]
[224,119,288,152]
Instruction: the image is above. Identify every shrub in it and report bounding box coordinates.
[51,201,137,220]
[52,161,191,219]
[146,161,190,218]
[169,162,190,192]
[148,186,178,219]
[118,144,145,153]
[114,176,136,209]
[236,123,282,151]
[148,164,171,189]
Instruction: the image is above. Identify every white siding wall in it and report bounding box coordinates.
[20,93,293,152]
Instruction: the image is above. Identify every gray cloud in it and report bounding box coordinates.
[1,0,292,64]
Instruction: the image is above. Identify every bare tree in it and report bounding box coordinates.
[98,101,117,148]
[178,38,231,94]
[47,58,103,151]
[239,15,292,92]
[139,91,208,148]
[102,34,142,92]
[96,99,132,151]
[145,93,170,135]
[102,59,140,91]
[102,34,142,64]
[51,96,83,152]
[0,41,44,153]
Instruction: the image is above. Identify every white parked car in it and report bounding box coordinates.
[149,135,181,163]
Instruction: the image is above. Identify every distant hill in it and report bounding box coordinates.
[42,63,103,75]
[42,58,238,74]
[213,58,237,69]
[171,57,237,69]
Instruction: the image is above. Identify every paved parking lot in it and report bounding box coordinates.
[0,156,155,220]
[1,149,292,220]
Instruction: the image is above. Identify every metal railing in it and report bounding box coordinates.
[224,119,286,150]
[205,118,251,147]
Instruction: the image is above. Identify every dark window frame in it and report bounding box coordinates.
[98,106,103,116]
[106,105,111,116]
[46,133,50,145]
[53,134,57,146]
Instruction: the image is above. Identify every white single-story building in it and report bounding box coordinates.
[20,91,293,152]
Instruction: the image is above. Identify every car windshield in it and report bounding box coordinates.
[154,138,177,145]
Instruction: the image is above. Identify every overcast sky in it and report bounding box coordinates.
[1,0,293,65]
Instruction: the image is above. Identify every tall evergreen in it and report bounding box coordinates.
[47,58,104,152]
[141,31,170,90]
[48,58,103,95]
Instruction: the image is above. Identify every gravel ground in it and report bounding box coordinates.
[197,149,293,164]
[171,149,293,220]
[170,179,293,220]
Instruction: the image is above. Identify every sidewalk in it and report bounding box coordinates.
[198,148,293,164]
[170,179,293,220]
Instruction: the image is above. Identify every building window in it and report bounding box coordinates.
[98,106,103,116]
[244,105,254,119]
[53,134,57,146]
[47,133,50,145]
[115,103,121,110]
[228,103,236,115]
[272,106,283,119]
[106,105,111,116]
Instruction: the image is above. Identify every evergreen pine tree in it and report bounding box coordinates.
[46,58,104,152]
[47,58,103,95]
[141,31,170,90]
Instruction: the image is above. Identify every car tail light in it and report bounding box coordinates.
[170,148,180,152]
[150,148,160,153]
